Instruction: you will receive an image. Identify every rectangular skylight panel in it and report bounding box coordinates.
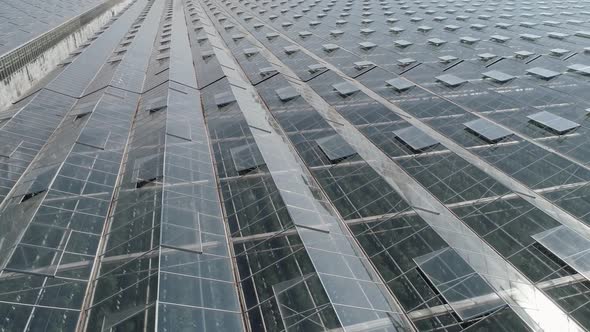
[414,248,505,321]
[243,47,259,56]
[394,39,413,47]
[520,33,542,41]
[316,134,356,162]
[386,78,415,91]
[548,32,569,39]
[533,226,590,281]
[520,22,537,28]
[71,101,97,117]
[259,67,278,77]
[482,70,515,83]
[394,126,439,152]
[464,118,513,143]
[323,43,340,52]
[428,38,447,45]
[333,82,359,96]
[436,74,467,87]
[308,64,327,73]
[490,34,510,42]
[108,55,124,63]
[230,144,265,173]
[275,86,300,101]
[439,55,458,63]
[477,53,496,61]
[398,58,416,66]
[359,41,377,49]
[354,61,374,69]
[460,36,480,44]
[143,96,167,112]
[575,31,590,38]
[567,64,590,75]
[61,57,74,65]
[496,22,512,29]
[215,92,236,107]
[550,48,570,56]
[201,50,215,59]
[527,111,580,134]
[526,67,561,79]
[284,45,300,54]
[134,154,161,185]
[515,50,534,59]
[167,122,192,141]
[15,164,59,197]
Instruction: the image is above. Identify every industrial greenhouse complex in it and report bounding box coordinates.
[1,0,590,330]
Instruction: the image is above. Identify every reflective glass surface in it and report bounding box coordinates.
[3,0,590,330]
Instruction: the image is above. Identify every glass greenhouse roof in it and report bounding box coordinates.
[1,0,590,330]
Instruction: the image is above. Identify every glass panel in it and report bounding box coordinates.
[414,248,505,320]
[533,226,590,281]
